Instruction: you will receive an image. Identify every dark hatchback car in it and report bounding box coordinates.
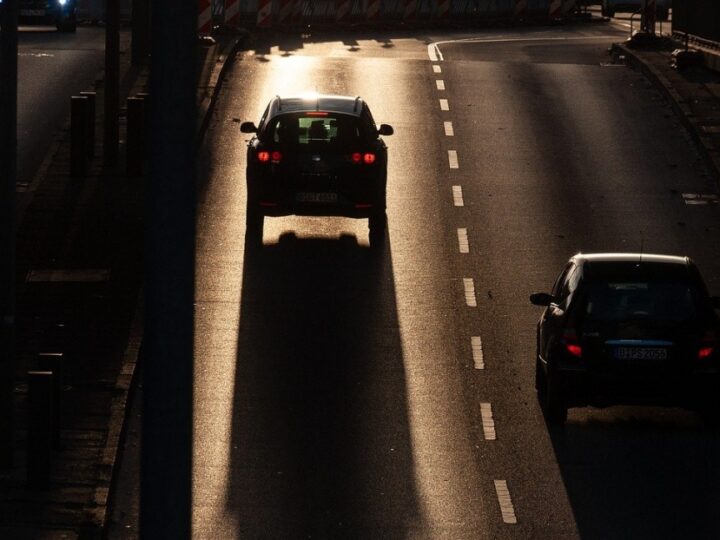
[240,94,393,248]
[16,0,77,32]
[531,253,720,424]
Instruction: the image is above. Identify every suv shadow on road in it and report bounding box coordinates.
[225,232,423,537]
[547,411,720,538]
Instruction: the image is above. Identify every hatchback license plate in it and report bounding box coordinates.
[614,347,667,360]
[296,192,337,203]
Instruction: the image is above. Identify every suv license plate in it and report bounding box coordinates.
[21,9,46,16]
[296,192,337,203]
[614,347,667,360]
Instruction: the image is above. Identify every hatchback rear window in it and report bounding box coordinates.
[264,113,371,149]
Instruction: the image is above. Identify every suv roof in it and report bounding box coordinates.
[267,94,366,118]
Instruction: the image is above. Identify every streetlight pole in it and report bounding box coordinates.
[0,0,19,468]
[141,0,196,536]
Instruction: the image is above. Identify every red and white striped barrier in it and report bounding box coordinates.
[278,0,294,24]
[198,0,212,34]
[257,0,272,27]
[366,0,381,19]
[403,0,417,19]
[336,0,351,21]
[225,0,240,26]
[548,0,562,18]
[514,0,527,18]
[562,0,576,15]
[436,0,450,18]
[293,0,304,23]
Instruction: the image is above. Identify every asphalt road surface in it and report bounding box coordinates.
[112,18,720,539]
[17,26,105,186]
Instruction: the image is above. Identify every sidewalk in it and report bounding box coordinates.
[612,36,720,187]
[0,28,244,539]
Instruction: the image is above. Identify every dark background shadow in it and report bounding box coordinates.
[550,412,720,539]
[226,232,423,537]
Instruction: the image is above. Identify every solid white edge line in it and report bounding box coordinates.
[463,278,477,307]
[452,185,464,207]
[448,150,459,169]
[471,336,484,369]
[480,403,496,440]
[494,480,518,524]
[439,99,449,111]
[444,121,454,136]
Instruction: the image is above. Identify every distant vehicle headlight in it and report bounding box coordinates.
[58,0,68,5]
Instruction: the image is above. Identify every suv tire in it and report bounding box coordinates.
[246,206,264,249]
[539,362,568,425]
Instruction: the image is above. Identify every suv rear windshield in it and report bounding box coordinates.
[582,263,701,323]
[263,113,373,150]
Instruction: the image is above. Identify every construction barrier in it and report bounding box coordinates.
[336,0,351,21]
[225,0,241,25]
[199,0,213,33]
[223,0,580,26]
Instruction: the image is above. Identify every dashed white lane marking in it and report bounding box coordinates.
[448,150,459,169]
[463,278,477,307]
[439,99,449,111]
[427,43,443,61]
[452,185,464,207]
[433,65,442,73]
[480,403,496,440]
[457,228,469,253]
[436,79,445,90]
[682,193,719,205]
[494,480,518,524]
[444,121,454,136]
[471,336,484,369]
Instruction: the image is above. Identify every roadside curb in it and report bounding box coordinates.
[612,42,720,187]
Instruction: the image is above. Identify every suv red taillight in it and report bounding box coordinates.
[562,328,582,358]
[257,151,270,162]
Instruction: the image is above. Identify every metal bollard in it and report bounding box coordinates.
[79,91,96,158]
[37,353,63,449]
[27,371,54,489]
[70,95,89,177]
[126,96,145,176]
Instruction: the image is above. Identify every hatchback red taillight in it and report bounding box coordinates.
[351,152,376,165]
[257,150,282,163]
[698,331,716,360]
[562,328,582,358]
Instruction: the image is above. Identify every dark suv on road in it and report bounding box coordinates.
[18,0,77,32]
[240,94,394,249]
[531,253,720,425]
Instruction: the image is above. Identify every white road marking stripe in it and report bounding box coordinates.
[427,43,443,61]
[457,228,469,253]
[494,480,518,524]
[471,336,484,369]
[436,79,445,90]
[433,64,441,73]
[682,193,719,205]
[448,150,459,169]
[463,278,477,307]
[480,403,496,440]
[452,185,464,207]
[444,121,454,136]
[439,99,449,111]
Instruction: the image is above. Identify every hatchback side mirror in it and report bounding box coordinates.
[530,292,554,306]
[378,124,394,136]
[240,121,258,133]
